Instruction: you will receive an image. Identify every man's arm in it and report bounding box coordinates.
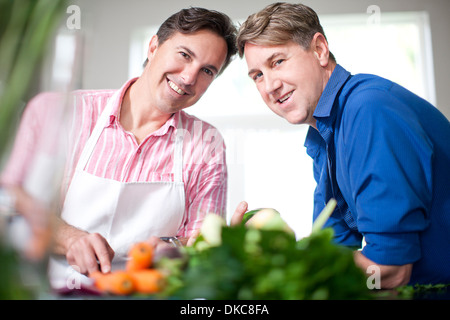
[340,91,431,287]
[353,251,412,289]
[52,217,114,275]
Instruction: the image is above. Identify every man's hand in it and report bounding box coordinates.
[230,201,248,226]
[186,202,248,245]
[147,232,201,250]
[53,218,114,275]
[353,251,412,289]
[148,202,249,251]
[148,236,177,251]
[66,232,115,275]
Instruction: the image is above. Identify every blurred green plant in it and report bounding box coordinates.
[0,240,33,299]
[0,0,67,157]
[159,225,371,300]
[157,201,371,300]
[0,0,66,299]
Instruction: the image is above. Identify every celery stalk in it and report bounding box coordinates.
[311,198,337,234]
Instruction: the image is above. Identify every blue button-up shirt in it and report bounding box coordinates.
[305,64,450,285]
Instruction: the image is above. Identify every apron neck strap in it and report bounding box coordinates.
[75,91,119,171]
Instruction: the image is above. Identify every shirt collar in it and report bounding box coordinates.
[106,77,179,135]
[152,111,179,137]
[313,64,351,119]
[106,77,138,127]
[305,64,351,150]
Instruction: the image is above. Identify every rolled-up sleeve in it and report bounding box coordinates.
[340,89,433,265]
[362,232,421,265]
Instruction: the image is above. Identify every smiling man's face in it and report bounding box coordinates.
[244,40,327,126]
[144,29,227,115]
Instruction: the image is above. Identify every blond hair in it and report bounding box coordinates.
[237,2,335,61]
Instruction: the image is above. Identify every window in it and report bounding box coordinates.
[321,10,435,104]
[129,11,435,239]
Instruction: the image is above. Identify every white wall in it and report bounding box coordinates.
[66,0,450,118]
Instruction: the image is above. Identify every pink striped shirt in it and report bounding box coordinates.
[1,78,227,237]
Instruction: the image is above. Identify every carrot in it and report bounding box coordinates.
[126,242,153,271]
[87,242,165,296]
[89,270,135,295]
[129,269,165,294]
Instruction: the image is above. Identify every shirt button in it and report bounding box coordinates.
[137,148,142,154]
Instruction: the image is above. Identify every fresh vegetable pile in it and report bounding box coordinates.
[86,202,450,300]
[157,201,372,300]
[395,283,450,300]
[89,242,165,296]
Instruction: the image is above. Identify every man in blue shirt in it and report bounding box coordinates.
[233,2,450,288]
